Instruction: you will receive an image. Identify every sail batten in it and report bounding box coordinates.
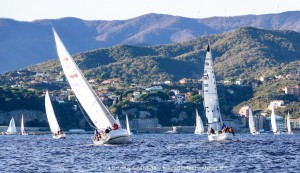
[52,28,116,130]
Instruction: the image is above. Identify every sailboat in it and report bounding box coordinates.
[20,114,28,135]
[194,109,205,134]
[126,114,131,135]
[52,27,129,145]
[270,106,280,135]
[248,107,260,135]
[202,45,233,141]
[6,117,17,135]
[45,90,66,139]
[286,112,293,134]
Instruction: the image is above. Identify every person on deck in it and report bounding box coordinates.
[210,127,215,134]
[113,123,119,130]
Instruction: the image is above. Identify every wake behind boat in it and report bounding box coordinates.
[52,27,129,145]
[202,45,234,141]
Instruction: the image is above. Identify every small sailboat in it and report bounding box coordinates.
[126,114,131,135]
[286,112,293,134]
[202,45,233,141]
[194,109,205,134]
[6,117,17,135]
[45,90,66,139]
[52,27,129,145]
[20,114,28,135]
[248,107,260,135]
[270,106,280,135]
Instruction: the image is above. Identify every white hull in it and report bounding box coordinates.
[208,133,233,141]
[251,131,260,135]
[274,131,281,135]
[53,133,66,139]
[93,129,129,145]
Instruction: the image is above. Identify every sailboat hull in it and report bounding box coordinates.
[208,133,233,141]
[53,133,66,139]
[93,129,129,145]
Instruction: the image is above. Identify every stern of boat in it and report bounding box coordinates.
[208,132,233,141]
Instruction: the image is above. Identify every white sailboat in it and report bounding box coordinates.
[6,117,17,135]
[52,27,129,145]
[20,114,28,135]
[45,90,66,139]
[286,112,293,134]
[194,109,205,134]
[126,114,131,135]
[248,107,259,135]
[202,45,233,141]
[270,106,280,135]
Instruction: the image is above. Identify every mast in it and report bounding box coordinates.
[203,45,222,131]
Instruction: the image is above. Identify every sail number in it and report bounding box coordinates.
[69,73,78,78]
[63,57,69,61]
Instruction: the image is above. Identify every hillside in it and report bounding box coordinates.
[1,11,300,73]
[26,27,300,84]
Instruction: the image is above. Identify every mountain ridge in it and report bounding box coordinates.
[1,11,300,73]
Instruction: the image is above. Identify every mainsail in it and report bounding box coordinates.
[126,114,131,135]
[287,112,292,133]
[194,109,204,134]
[203,45,222,131]
[52,28,116,130]
[21,114,26,135]
[45,90,61,133]
[7,117,17,134]
[270,106,277,133]
[248,107,256,134]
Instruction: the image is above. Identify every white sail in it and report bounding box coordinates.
[116,115,122,129]
[287,112,292,134]
[45,90,61,133]
[126,114,131,135]
[202,45,222,131]
[52,28,116,130]
[248,107,256,134]
[21,114,27,135]
[194,109,204,134]
[270,106,278,133]
[6,117,17,134]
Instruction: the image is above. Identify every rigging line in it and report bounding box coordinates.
[75,99,97,130]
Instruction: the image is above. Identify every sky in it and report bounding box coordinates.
[0,0,300,21]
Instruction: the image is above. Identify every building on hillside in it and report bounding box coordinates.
[284,85,300,95]
[268,100,284,109]
[290,118,300,129]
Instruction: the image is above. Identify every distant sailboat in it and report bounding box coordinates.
[271,106,280,135]
[6,117,17,135]
[45,90,66,139]
[20,114,28,135]
[248,107,259,135]
[286,112,293,134]
[202,45,233,141]
[194,109,205,134]
[52,27,129,145]
[126,114,131,135]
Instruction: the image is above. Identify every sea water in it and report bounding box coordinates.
[0,133,299,172]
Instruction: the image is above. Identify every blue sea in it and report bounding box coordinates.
[0,133,299,173]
